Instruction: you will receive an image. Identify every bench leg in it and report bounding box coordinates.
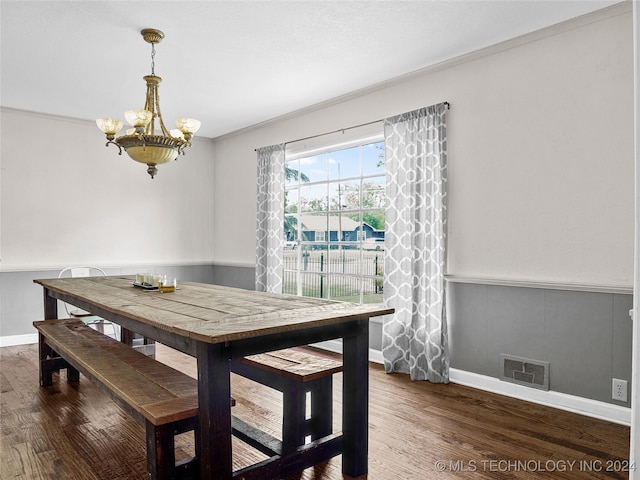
[310,377,333,440]
[38,333,54,387]
[282,377,335,453]
[146,421,175,480]
[67,365,80,383]
[38,333,79,385]
[282,380,306,454]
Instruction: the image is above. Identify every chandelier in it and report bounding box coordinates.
[96,28,201,179]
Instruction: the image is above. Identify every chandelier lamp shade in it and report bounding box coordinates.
[96,28,201,179]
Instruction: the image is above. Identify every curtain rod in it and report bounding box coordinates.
[254,101,450,151]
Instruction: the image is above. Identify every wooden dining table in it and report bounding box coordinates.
[34,275,393,480]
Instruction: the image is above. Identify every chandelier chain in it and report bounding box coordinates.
[150,42,156,76]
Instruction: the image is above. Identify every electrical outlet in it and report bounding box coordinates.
[612,378,628,402]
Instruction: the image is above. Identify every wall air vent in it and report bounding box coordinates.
[500,354,549,391]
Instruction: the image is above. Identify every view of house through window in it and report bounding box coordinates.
[284,137,385,304]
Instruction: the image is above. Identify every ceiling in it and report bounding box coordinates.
[0,0,622,139]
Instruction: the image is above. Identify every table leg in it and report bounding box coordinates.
[196,342,233,480]
[342,319,369,478]
[120,327,134,346]
[43,288,57,320]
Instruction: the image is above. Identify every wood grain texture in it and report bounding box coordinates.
[0,343,630,480]
[242,349,343,382]
[33,319,200,426]
[233,347,341,455]
[33,276,394,344]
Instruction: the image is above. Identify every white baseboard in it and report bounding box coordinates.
[0,333,38,347]
[449,368,631,426]
[312,340,631,426]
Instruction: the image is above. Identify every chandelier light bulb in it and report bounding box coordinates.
[175,118,201,134]
[124,109,153,128]
[96,118,123,135]
[170,129,185,140]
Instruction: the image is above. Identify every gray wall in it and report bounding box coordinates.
[210,264,256,291]
[448,282,633,407]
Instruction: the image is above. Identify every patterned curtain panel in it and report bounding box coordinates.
[382,104,449,382]
[255,144,285,293]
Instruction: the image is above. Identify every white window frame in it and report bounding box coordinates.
[284,130,385,305]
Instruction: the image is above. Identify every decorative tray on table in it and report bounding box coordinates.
[132,282,158,290]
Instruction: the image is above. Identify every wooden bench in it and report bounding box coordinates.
[231,348,343,454]
[34,318,234,479]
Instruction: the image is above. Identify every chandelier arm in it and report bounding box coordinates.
[105,140,123,155]
[153,86,171,137]
[144,83,156,136]
[143,76,170,137]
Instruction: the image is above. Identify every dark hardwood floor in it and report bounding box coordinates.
[0,342,630,479]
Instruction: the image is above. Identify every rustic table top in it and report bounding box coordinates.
[34,276,394,344]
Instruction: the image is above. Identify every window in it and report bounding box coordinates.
[284,136,385,304]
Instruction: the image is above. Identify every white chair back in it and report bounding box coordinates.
[58,266,106,279]
[58,266,106,316]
